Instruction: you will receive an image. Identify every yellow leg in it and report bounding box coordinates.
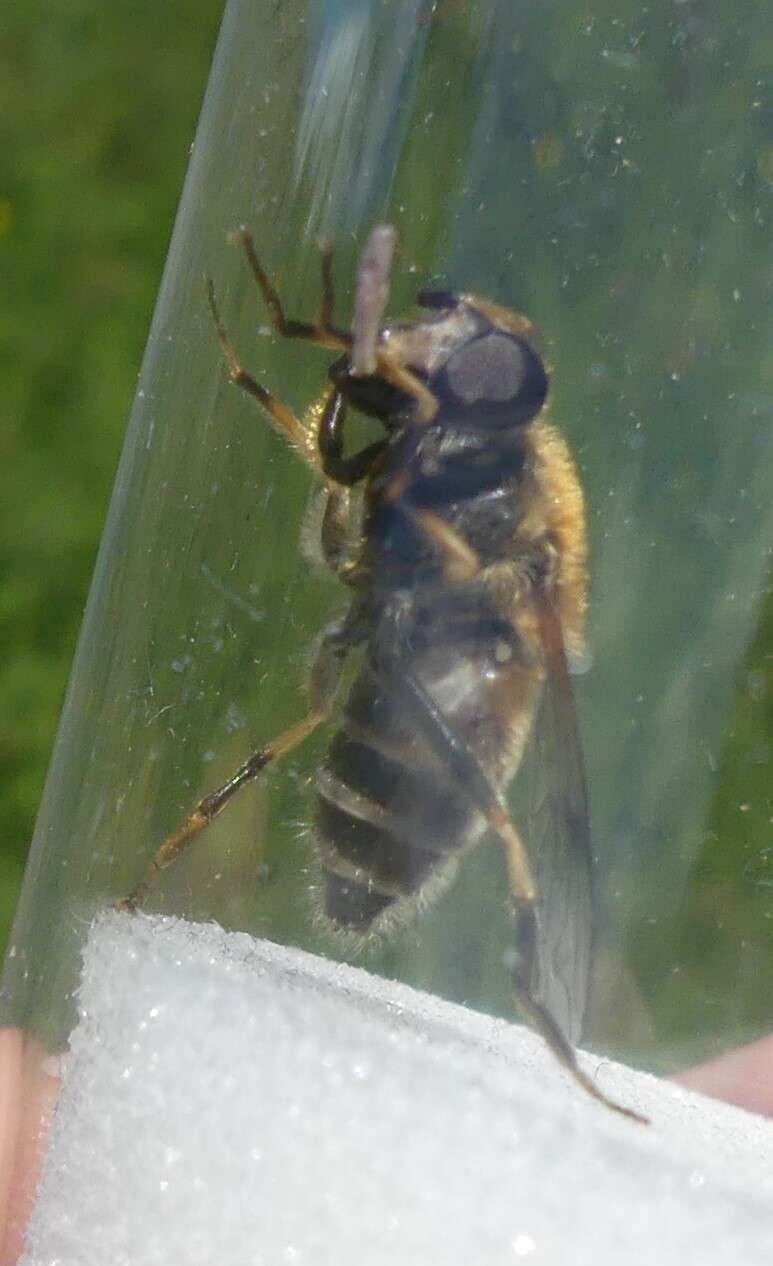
[207,278,321,469]
[411,509,481,582]
[119,614,359,910]
[118,711,325,913]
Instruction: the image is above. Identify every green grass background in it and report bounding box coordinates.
[0,0,224,952]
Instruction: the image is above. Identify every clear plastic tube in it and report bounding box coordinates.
[4,0,773,1256]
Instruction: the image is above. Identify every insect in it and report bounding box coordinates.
[121,224,645,1123]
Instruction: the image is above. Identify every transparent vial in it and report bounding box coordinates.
[3,0,773,1260]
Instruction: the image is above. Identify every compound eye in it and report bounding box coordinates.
[416,289,459,311]
[442,332,548,426]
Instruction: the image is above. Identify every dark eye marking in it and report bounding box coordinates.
[445,333,527,404]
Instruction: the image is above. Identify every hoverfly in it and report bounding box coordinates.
[122,225,645,1123]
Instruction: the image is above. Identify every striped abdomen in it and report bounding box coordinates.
[315,639,539,932]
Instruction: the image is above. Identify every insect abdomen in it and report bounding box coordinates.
[315,664,485,931]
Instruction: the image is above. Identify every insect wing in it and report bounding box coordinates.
[519,594,593,1047]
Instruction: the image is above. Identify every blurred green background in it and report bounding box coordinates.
[0,0,224,954]
[2,0,773,1069]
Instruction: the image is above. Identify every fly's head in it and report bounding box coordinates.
[329,291,549,435]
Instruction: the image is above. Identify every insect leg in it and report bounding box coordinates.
[207,226,358,470]
[317,389,387,486]
[207,278,320,468]
[313,389,387,582]
[410,508,481,582]
[235,227,349,349]
[376,614,645,1121]
[510,966,647,1123]
[373,350,439,423]
[118,612,361,912]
